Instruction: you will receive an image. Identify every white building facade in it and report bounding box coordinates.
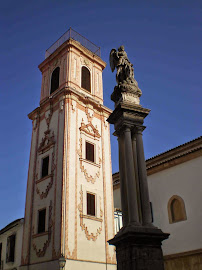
[0,218,24,270]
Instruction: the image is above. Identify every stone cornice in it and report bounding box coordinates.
[38,38,106,72]
[107,102,150,136]
[28,86,112,120]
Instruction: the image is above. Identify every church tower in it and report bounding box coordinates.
[20,29,116,270]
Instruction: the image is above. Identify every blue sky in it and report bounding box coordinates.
[0,1,201,229]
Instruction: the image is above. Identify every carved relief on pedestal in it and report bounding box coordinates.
[32,201,53,257]
[77,120,101,184]
[121,92,140,105]
[78,188,103,241]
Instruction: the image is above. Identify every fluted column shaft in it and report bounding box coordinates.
[123,127,140,225]
[135,127,152,226]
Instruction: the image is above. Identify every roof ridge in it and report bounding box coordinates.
[146,136,202,161]
[112,136,202,175]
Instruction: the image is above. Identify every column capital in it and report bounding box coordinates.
[133,125,146,135]
[123,126,131,133]
[115,123,133,137]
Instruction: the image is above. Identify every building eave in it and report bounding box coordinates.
[112,136,202,185]
[0,218,24,235]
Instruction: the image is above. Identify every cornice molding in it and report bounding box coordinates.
[38,38,106,72]
[28,86,112,120]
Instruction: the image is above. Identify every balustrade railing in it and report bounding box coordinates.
[45,28,101,59]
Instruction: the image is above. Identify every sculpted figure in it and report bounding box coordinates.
[110,46,135,84]
[109,46,142,104]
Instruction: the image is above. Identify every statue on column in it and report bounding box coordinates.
[109,46,142,104]
[108,45,169,270]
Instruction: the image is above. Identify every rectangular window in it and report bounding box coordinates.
[86,142,94,162]
[41,156,49,178]
[0,243,2,264]
[6,234,15,263]
[38,209,46,234]
[150,202,154,223]
[87,193,95,216]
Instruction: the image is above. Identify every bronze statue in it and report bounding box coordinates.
[109,46,142,99]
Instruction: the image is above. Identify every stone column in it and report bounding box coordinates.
[107,46,169,269]
[118,135,129,226]
[123,127,140,225]
[135,126,152,226]
[132,134,142,224]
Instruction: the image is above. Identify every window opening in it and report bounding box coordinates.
[87,193,95,216]
[0,243,2,263]
[50,67,60,94]
[42,156,49,178]
[168,195,187,223]
[171,199,184,222]
[86,142,94,162]
[150,202,154,223]
[6,234,15,262]
[81,67,91,92]
[38,209,46,234]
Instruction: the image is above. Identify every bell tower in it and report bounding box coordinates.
[20,29,116,270]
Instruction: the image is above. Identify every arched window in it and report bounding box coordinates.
[168,195,187,224]
[81,66,91,92]
[50,67,60,94]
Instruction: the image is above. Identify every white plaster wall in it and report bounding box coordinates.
[21,123,37,263]
[29,107,64,264]
[75,107,106,263]
[65,260,116,270]
[54,101,64,255]
[20,259,116,270]
[148,156,202,255]
[113,189,121,210]
[0,221,23,270]
[69,49,104,104]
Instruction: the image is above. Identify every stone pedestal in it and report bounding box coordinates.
[109,226,169,270]
[107,91,169,270]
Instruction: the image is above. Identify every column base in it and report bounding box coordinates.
[108,225,169,270]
